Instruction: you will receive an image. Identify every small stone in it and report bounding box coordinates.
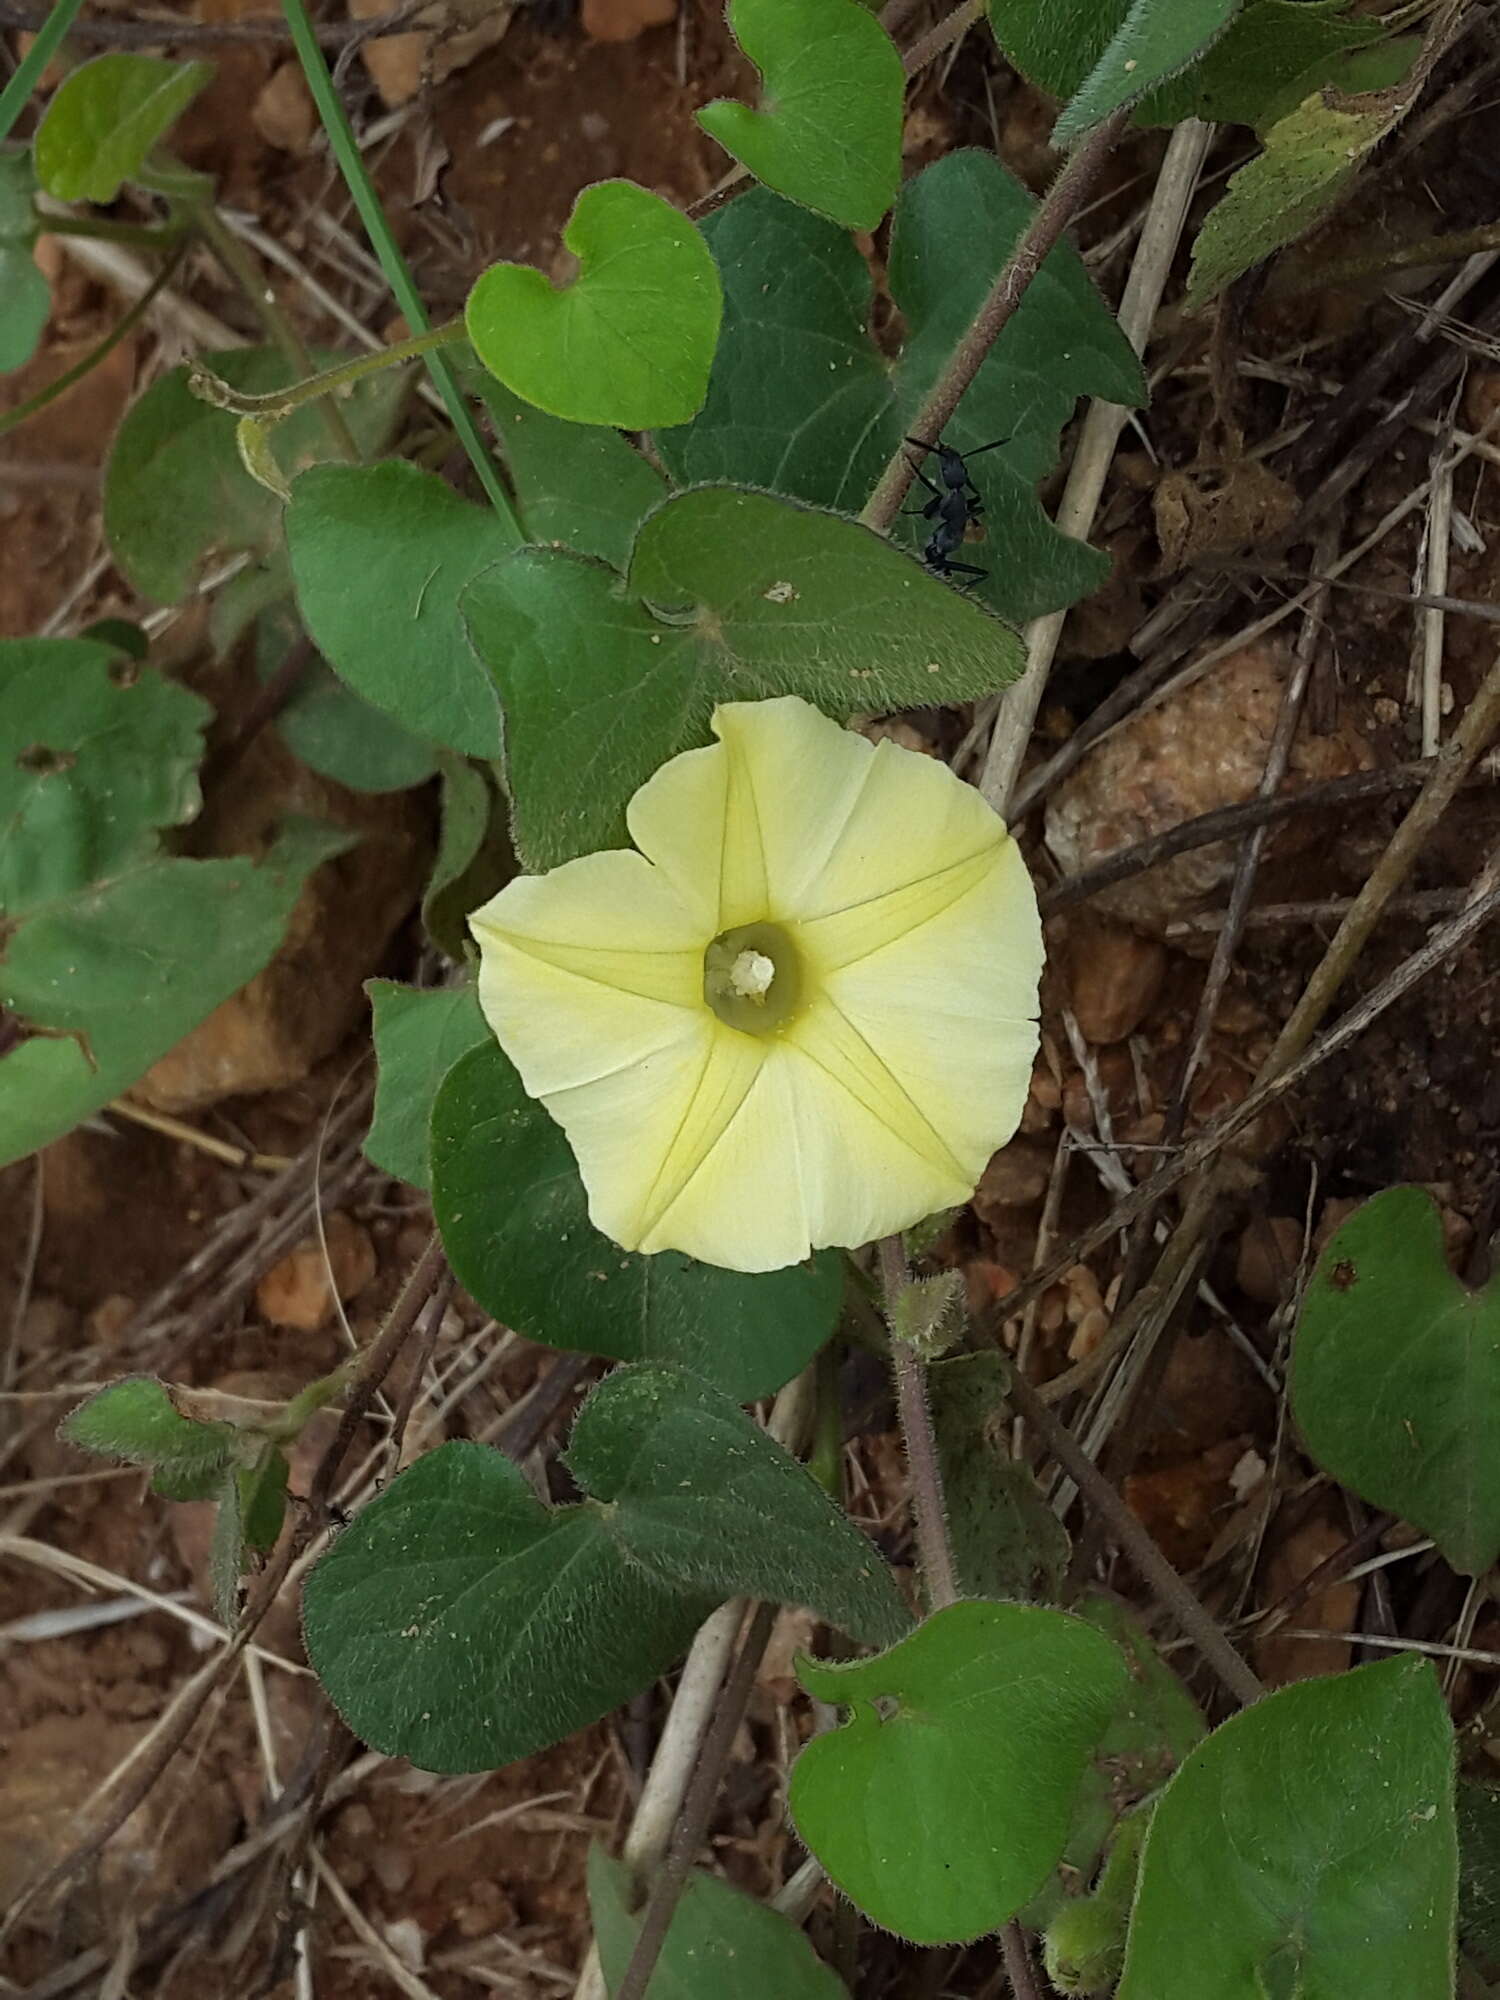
[581,0,675,39]
[252,61,315,151]
[1235,1214,1304,1307]
[256,1212,376,1330]
[1064,915,1167,1045]
[973,1137,1053,1218]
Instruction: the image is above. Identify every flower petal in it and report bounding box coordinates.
[816,838,1042,1175]
[470,849,703,1010]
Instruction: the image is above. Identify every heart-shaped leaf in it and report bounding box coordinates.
[431,1040,841,1401]
[104,348,409,617]
[0,149,48,374]
[588,1845,850,1999]
[285,460,509,758]
[365,979,488,1191]
[465,181,722,430]
[658,155,1144,627]
[462,484,1024,870]
[789,1600,1129,1943]
[1118,1656,1456,1998]
[304,1364,909,1772]
[34,52,213,203]
[1291,1183,1500,1575]
[698,0,902,230]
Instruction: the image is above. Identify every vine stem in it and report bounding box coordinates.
[190,318,466,419]
[861,105,1133,536]
[878,1234,959,1612]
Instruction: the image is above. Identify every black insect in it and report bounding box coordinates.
[904,434,1010,583]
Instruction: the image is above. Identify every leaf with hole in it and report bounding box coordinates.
[304,1365,909,1771]
[285,459,510,759]
[104,348,409,620]
[588,1845,850,2000]
[1118,1656,1456,1998]
[1291,1184,1500,1575]
[430,1040,841,1400]
[462,483,1024,870]
[60,1375,237,1500]
[658,155,1144,626]
[465,181,722,430]
[475,374,666,570]
[0,640,207,919]
[34,52,213,203]
[365,979,488,1191]
[789,1599,1130,1943]
[0,149,48,374]
[698,0,902,230]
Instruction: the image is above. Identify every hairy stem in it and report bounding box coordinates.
[861,106,1132,534]
[879,1235,960,1611]
[190,318,465,419]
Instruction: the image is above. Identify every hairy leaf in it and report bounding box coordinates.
[60,1376,236,1499]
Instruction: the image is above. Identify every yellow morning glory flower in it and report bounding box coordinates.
[469,696,1041,1275]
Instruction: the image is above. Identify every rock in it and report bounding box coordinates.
[1044,640,1369,937]
[581,0,675,39]
[1235,1214,1303,1307]
[1064,914,1168,1044]
[350,0,514,108]
[252,61,315,151]
[135,731,429,1112]
[256,1212,377,1329]
[973,1137,1053,1219]
[0,1715,235,1933]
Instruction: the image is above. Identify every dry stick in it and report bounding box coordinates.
[997,851,1500,1336]
[1005,1365,1264,1706]
[978,117,1213,813]
[0,0,431,42]
[900,0,983,76]
[2,1235,447,1937]
[862,106,1135,536]
[613,1602,780,2000]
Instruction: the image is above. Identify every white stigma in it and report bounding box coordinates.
[728,949,776,1000]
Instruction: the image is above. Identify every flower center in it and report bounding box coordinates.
[703,922,803,1035]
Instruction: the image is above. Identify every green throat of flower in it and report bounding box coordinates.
[702,922,804,1036]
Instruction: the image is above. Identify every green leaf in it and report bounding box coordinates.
[285,460,508,759]
[1052,0,1242,147]
[305,1365,908,1772]
[0,149,48,374]
[659,157,1144,626]
[1118,1656,1456,1999]
[0,817,348,1168]
[1044,1806,1148,1998]
[588,1845,849,2000]
[465,181,722,430]
[789,1599,1130,1943]
[929,1353,1070,1601]
[1184,90,1390,310]
[421,755,509,959]
[1291,1184,1500,1575]
[476,374,666,570]
[365,979,488,1190]
[0,639,208,919]
[1136,0,1387,131]
[33,53,213,203]
[236,1443,289,1550]
[1459,1780,1500,1972]
[104,348,409,613]
[463,483,1024,869]
[254,600,438,795]
[430,1040,841,1401]
[60,1376,236,1499]
[698,0,902,230]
